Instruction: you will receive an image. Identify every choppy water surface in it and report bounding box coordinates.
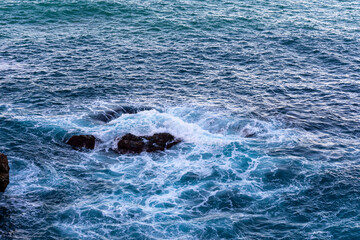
[1,0,360,239]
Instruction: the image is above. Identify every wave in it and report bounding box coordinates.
[0,105,314,239]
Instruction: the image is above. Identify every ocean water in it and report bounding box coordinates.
[1,0,360,239]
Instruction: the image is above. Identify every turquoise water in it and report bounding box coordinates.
[1,0,360,239]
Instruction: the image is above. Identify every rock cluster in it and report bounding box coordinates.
[117,133,181,154]
[0,153,10,192]
[66,133,181,153]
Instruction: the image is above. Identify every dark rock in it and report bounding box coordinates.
[117,133,181,154]
[90,106,153,123]
[117,133,146,154]
[145,133,181,152]
[66,135,96,149]
[0,153,10,192]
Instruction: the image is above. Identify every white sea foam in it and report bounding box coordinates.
[9,105,304,207]
[1,105,312,240]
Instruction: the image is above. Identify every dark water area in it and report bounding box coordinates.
[1,0,360,239]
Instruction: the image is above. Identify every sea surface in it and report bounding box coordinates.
[1,0,360,239]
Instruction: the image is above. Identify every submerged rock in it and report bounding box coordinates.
[66,135,97,149]
[180,172,200,183]
[241,128,256,138]
[117,133,181,154]
[90,106,153,123]
[0,153,10,192]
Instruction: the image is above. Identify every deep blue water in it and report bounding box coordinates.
[1,0,360,239]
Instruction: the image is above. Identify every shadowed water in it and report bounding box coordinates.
[1,0,360,239]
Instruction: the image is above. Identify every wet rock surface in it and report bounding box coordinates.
[117,133,146,154]
[0,153,10,192]
[117,133,181,154]
[66,135,97,149]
